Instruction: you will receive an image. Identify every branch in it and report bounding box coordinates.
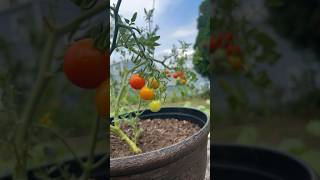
[14,3,108,178]
[118,24,145,53]
[110,0,123,54]
[36,125,84,168]
[82,117,100,179]
[110,125,141,154]
[92,154,108,169]
[118,24,141,34]
[56,1,108,35]
[129,47,173,70]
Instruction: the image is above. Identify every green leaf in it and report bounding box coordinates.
[278,138,305,155]
[266,0,284,7]
[300,150,320,173]
[131,12,137,22]
[150,36,160,42]
[306,120,320,137]
[256,50,281,64]
[251,71,272,88]
[236,126,258,144]
[183,101,192,107]
[124,18,130,24]
[255,32,276,50]
[221,0,238,11]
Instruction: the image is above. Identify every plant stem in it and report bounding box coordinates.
[14,33,56,180]
[110,125,142,154]
[92,154,107,169]
[113,70,129,127]
[13,2,107,179]
[113,61,144,125]
[82,117,100,180]
[133,99,143,143]
[36,125,84,168]
[56,1,108,36]
[110,0,122,54]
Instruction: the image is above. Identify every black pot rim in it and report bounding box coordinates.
[110,107,210,174]
[212,143,319,179]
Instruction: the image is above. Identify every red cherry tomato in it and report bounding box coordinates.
[130,74,145,90]
[225,44,241,56]
[224,32,233,43]
[216,33,224,48]
[173,73,178,79]
[64,38,108,89]
[210,35,216,53]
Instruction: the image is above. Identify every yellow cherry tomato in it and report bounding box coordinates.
[149,100,161,112]
[179,78,187,85]
[177,77,187,85]
[150,78,160,89]
[140,86,155,100]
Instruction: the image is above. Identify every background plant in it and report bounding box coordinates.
[194,0,280,112]
[0,1,107,179]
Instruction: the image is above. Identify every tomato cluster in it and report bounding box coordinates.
[166,70,187,85]
[129,74,161,112]
[63,38,108,118]
[210,32,244,71]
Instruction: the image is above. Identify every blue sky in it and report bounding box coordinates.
[110,0,203,62]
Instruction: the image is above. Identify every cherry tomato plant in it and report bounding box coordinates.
[110,0,193,154]
[194,0,280,111]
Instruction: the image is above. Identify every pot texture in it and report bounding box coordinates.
[212,144,319,180]
[110,107,210,180]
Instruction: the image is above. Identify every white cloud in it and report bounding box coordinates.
[110,0,198,64]
[160,48,172,54]
[172,28,197,38]
[171,20,197,38]
[110,0,182,25]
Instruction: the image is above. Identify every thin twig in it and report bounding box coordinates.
[110,0,123,54]
[13,2,107,179]
[36,125,84,168]
[56,1,108,35]
[82,117,100,180]
[92,154,108,169]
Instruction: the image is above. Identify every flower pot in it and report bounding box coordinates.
[110,107,210,180]
[212,144,319,180]
[0,154,107,179]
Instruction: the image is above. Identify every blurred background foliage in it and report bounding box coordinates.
[0,0,106,175]
[194,0,320,174]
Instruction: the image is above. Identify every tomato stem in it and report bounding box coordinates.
[110,125,142,154]
[12,2,108,179]
[114,70,129,127]
[82,117,100,180]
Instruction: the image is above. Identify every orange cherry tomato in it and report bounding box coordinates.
[140,86,155,100]
[96,80,109,118]
[150,78,160,89]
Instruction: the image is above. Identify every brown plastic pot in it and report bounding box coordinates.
[110,107,210,180]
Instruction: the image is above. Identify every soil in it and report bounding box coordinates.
[111,118,200,158]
